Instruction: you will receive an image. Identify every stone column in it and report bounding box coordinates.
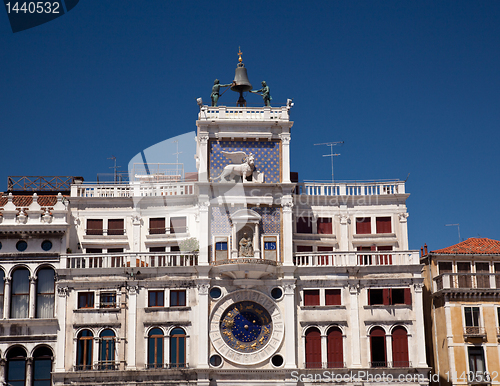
[25,357,33,386]
[283,281,297,369]
[196,281,210,369]
[280,134,291,183]
[29,276,37,318]
[413,283,428,367]
[321,333,327,369]
[348,283,361,367]
[55,286,68,372]
[385,333,392,367]
[126,285,138,370]
[0,359,5,385]
[3,277,11,319]
[253,222,260,258]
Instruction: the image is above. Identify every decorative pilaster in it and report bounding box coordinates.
[280,134,291,183]
[339,214,349,251]
[132,215,142,253]
[0,358,6,385]
[29,276,37,318]
[413,282,428,367]
[196,281,210,369]
[126,285,138,370]
[348,283,361,367]
[198,197,210,265]
[55,286,68,372]
[283,281,297,369]
[281,197,293,265]
[198,134,209,182]
[443,294,455,374]
[399,212,409,250]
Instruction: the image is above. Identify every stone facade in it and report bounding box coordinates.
[0,104,429,385]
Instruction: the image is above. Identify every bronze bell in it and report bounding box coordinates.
[231,49,252,106]
[231,64,252,93]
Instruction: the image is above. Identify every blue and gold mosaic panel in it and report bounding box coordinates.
[209,140,281,183]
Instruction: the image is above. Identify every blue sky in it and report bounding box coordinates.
[1,1,499,251]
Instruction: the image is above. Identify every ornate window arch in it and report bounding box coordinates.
[6,345,27,386]
[76,329,94,370]
[33,345,54,385]
[369,326,386,367]
[148,327,164,369]
[170,327,186,368]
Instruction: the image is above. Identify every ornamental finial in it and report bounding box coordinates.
[238,47,243,63]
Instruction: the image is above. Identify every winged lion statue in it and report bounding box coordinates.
[211,151,255,182]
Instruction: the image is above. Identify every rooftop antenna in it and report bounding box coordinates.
[445,223,461,243]
[108,156,121,183]
[172,140,182,178]
[314,141,344,182]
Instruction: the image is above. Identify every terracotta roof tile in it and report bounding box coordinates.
[431,238,500,254]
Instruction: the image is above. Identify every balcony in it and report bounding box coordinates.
[294,251,419,267]
[296,180,405,196]
[62,252,198,269]
[463,326,487,340]
[71,182,195,198]
[434,274,500,292]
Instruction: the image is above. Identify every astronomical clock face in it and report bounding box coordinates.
[209,290,284,365]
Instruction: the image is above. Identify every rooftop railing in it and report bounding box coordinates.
[294,251,419,267]
[297,180,405,196]
[198,106,289,121]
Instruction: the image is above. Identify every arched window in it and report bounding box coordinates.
[6,346,27,386]
[148,328,164,368]
[392,326,409,367]
[305,327,322,368]
[33,346,53,386]
[327,327,343,368]
[0,269,5,316]
[370,327,386,367]
[36,267,55,318]
[76,329,93,370]
[99,329,116,370]
[170,327,186,368]
[11,267,30,318]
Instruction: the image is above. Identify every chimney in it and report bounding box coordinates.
[424,244,428,255]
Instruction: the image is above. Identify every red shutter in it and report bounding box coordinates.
[376,217,391,234]
[392,327,409,367]
[317,218,332,234]
[150,218,165,234]
[108,219,124,235]
[304,290,320,306]
[356,218,371,234]
[383,289,391,305]
[87,219,103,235]
[325,289,341,306]
[305,329,322,368]
[327,328,343,368]
[404,288,412,305]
